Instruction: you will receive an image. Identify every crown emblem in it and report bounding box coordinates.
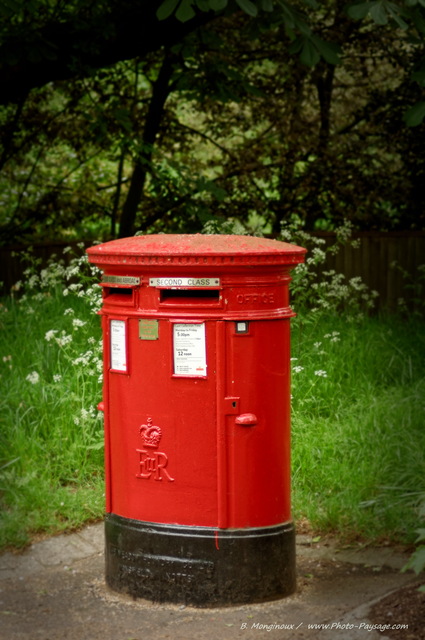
[139,418,162,448]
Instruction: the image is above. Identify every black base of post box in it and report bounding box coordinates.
[104,513,296,607]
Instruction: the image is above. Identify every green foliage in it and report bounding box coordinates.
[288,33,341,66]
[291,313,425,542]
[402,497,425,590]
[405,100,425,126]
[0,0,424,241]
[281,221,379,314]
[347,1,425,124]
[0,246,104,548]
[158,0,342,65]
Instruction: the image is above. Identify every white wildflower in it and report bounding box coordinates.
[314,370,328,377]
[11,280,22,292]
[324,331,340,342]
[27,275,38,289]
[72,318,86,329]
[45,330,58,342]
[53,374,62,383]
[293,365,304,373]
[26,371,40,384]
[56,332,73,347]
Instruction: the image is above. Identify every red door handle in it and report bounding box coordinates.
[235,413,258,427]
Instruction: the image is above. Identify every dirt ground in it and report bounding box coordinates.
[369,581,425,640]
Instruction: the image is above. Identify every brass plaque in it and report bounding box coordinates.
[102,275,140,286]
[139,320,159,341]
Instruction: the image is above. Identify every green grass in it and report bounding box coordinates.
[0,251,424,550]
[0,252,105,549]
[291,313,425,543]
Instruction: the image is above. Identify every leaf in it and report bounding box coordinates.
[235,0,258,17]
[176,0,196,21]
[311,35,341,65]
[86,442,104,451]
[415,528,425,543]
[288,35,303,54]
[386,4,409,29]
[261,0,274,10]
[404,101,425,127]
[208,0,228,9]
[300,39,320,66]
[0,457,20,471]
[112,108,132,133]
[402,546,425,575]
[347,2,372,20]
[156,0,180,20]
[370,1,389,25]
[197,178,228,201]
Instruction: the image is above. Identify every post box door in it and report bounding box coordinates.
[221,318,291,529]
[106,317,220,528]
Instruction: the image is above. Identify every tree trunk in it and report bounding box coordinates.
[316,62,335,152]
[118,51,175,238]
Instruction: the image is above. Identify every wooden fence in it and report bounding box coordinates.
[310,231,425,312]
[1,233,424,312]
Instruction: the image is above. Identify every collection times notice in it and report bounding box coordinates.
[173,323,206,376]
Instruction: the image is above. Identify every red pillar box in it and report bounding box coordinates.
[87,234,306,606]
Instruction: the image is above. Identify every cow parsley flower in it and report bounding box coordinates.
[72,318,86,329]
[26,371,40,384]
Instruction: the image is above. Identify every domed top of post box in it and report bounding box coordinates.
[87,234,306,267]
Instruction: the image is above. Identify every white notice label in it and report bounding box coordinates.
[173,323,207,376]
[110,320,127,372]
